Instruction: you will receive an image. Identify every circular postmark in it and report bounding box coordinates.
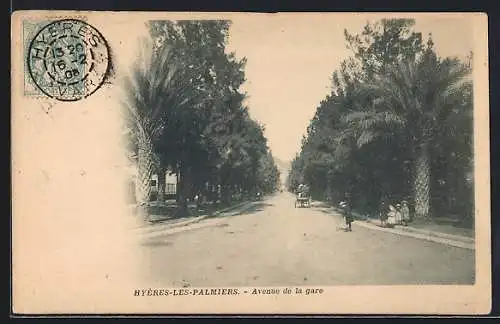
[27,19,110,101]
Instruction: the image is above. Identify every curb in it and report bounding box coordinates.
[354,221,475,251]
[387,222,475,244]
[330,207,475,251]
[358,216,474,244]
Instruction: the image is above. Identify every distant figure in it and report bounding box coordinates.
[395,203,402,225]
[343,200,353,231]
[340,194,353,232]
[387,204,397,228]
[401,200,410,226]
[194,193,201,209]
[297,184,309,196]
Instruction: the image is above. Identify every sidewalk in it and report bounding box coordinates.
[363,218,474,242]
[131,199,248,224]
[355,221,475,250]
[133,199,255,236]
[334,207,475,250]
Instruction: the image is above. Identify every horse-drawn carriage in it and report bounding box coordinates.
[294,184,311,208]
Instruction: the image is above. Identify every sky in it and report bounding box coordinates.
[224,13,475,163]
[112,13,476,164]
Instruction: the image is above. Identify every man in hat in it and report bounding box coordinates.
[342,193,353,231]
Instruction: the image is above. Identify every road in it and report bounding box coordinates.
[139,192,475,287]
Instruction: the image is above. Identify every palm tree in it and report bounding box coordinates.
[121,37,192,216]
[340,44,472,220]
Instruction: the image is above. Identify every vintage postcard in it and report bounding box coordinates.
[11,11,491,315]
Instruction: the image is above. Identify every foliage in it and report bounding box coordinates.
[288,18,473,224]
[123,20,281,214]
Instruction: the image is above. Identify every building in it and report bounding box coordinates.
[124,152,178,203]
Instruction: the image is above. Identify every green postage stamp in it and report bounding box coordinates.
[23,17,110,101]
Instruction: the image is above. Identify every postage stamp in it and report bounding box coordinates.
[24,18,110,101]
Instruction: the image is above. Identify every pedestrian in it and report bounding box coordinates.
[387,204,397,228]
[194,193,202,209]
[401,200,410,226]
[343,196,353,232]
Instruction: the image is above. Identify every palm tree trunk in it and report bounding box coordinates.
[413,142,431,220]
[136,134,154,219]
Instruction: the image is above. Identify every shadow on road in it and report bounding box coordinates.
[142,239,174,248]
[207,202,274,219]
[313,204,336,214]
[317,208,334,214]
[310,203,346,221]
[145,200,262,224]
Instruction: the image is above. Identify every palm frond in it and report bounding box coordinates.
[356,130,378,148]
[437,66,472,103]
[341,110,406,130]
[354,64,416,117]
[424,57,472,126]
[122,36,196,143]
[382,60,418,115]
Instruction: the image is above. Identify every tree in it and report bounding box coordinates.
[148,20,278,213]
[289,18,474,223]
[257,151,281,194]
[121,37,192,214]
[341,38,472,219]
[149,20,248,214]
[343,18,424,80]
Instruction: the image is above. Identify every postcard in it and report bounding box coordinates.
[11,11,491,315]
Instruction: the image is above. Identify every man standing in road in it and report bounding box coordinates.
[342,194,353,232]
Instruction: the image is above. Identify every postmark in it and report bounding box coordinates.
[26,19,110,101]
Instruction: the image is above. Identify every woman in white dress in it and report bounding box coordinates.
[387,204,397,227]
[395,203,402,225]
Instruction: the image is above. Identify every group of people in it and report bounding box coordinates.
[379,200,411,228]
[338,195,412,232]
[296,184,309,195]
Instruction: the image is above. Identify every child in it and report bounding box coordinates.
[387,204,397,228]
[395,203,402,225]
[401,200,410,226]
